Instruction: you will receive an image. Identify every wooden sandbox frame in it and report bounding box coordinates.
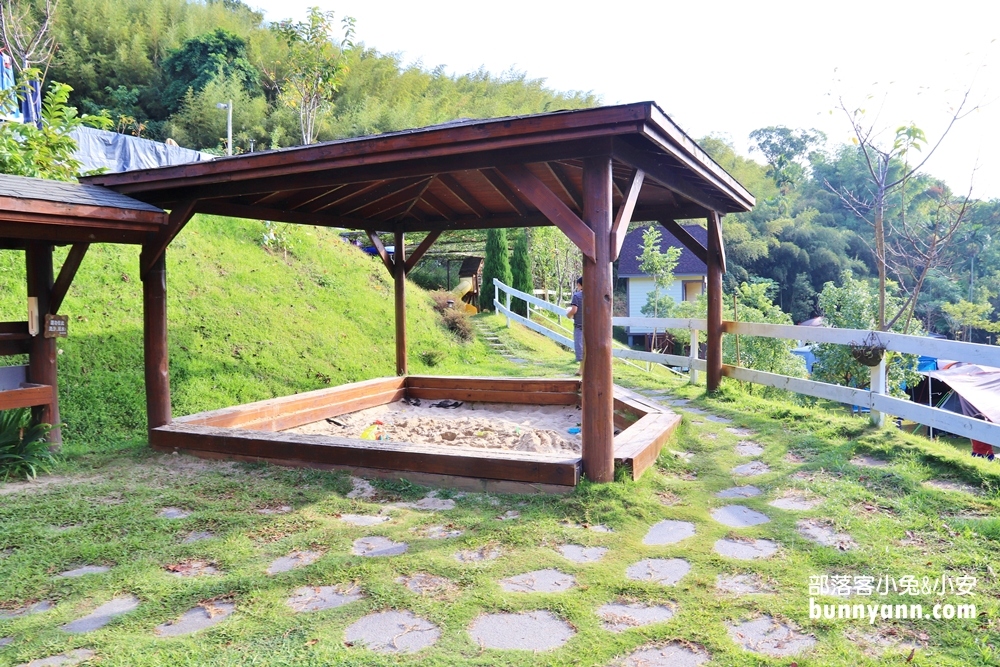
[151,376,680,492]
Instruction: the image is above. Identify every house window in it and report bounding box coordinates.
[682,280,704,302]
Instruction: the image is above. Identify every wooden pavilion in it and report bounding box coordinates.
[80,102,754,487]
[0,174,168,443]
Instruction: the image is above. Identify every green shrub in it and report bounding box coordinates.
[441,310,474,341]
[418,349,445,367]
[0,409,56,481]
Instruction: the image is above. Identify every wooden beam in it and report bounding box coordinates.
[404,230,441,274]
[709,208,727,273]
[611,169,644,260]
[49,243,89,314]
[198,200,363,229]
[143,250,171,431]
[394,228,407,376]
[141,200,196,278]
[365,230,394,274]
[437,174,491,217]
[0,221,147,245]
[580,156,615,483]
[496,163,596,261]
[353,178,433,219]
[612,139,725,213]
[420,190,456,220]
[482,168,529,216]
[707,211,724,392]
[302,181,384,213]
[548,161,583,211]
[339,177,427,216]
[25,242,60,444]
[658,218,708,264]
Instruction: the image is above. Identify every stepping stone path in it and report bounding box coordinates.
[353,537,407,557]
[668,399,690,407]
[735,441,764,456]
[588,524,613,533]
[339,514,389,526]
[0,637,11,647]
[346,477,376,500]
[597,602,675,632]
[395,497,456,511]
[257,505,292,515]
[615,642,710,666]
[769,492,820,511]
[683,407,708,415]
[797,519,856,550]
[0,601,53,619]
[267,550,322,574]
[158,507,190,519]
[705,414,732,423]
[455,546,501,562]
[727,615,816,657]
[625,558,690,586]
[57,565,110,578]
[923,479,980,495]
[716,573,773,594]
[711,505,770,528]
[498,510,519,520]
[15,649,96,667]
[643,520,696,545]
[851,455,889,468]
[155,601,234,637]
[344,610,439,653]
[416,525,463,539]
[715,485,761,498]
[726,427,756,437]
[468,610,574,651]
[397,573,455,596]
[165,560,218,577]
[182,531,215,543]
[287,585,362,612]
[61,595,140,633]
[498,569,575,593]
[557,544,607,563]
[714,538,777,560]
[732,461,770,476]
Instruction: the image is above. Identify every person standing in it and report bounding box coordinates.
[565,276,584,373]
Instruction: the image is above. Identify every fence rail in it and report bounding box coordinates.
[492,279,1000,449]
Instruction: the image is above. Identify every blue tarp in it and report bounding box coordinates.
[70,126,214,174]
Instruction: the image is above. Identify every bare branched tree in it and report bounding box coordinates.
[0,0,59,77]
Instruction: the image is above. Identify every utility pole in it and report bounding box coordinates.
[216,100,233,155]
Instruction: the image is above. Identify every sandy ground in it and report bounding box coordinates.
[287,401,582,454]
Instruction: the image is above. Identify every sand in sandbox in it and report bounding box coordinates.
[288,401,582,454]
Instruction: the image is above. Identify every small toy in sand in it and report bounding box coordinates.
[567,427,581,435]
[361,421,389,441]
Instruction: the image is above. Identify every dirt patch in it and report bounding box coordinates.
[288,400,581,454]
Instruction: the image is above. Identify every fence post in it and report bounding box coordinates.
[504,283,511,328]
[689,328,699,384]
[869,357,886,427]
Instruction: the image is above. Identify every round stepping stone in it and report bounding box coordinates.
[267,550,322,574]
[597,602,675,632]
[668,399,690,406]
[625,558,690,586]
[165,560,219,577]
[346,476,376,499]
[418,525,463,539]
[615,642,710,666]
[0,600,53,619]
[57,565,110,578]
[352,537,407,557]
[396,497,456,511]
[643,520,695,546]
[716,573,772,594]
[344,610,439,653]
[735,441,764,456]
[713,538,777,560]
[158,507,190,519]
[923,479,980,495]
[498,569,575,593]
[557,544,607,563]
[727,615,816,657]
[468,610,574,651]
[155,601,234,637]
[732,461,770,476]
[498,510,519,520]
[339,514,389,526]
[588,523,613,533]
[396,573,455,596]
[15,648,96,667]
[715,485,761,498]
[726,427,755,436]
[769,494,820,511]
[257,505,292,515]
[455,546,501,563]
[797,520,856,550]
[0,637,11,647]
[61,595,139,633]
[287,585,362,612]
[711,505,770,528]
[682,407,708,415]
[182,531,215,543]
[705,414,732,423]
[850,455,888,468]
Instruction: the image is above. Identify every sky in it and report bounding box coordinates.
[249,0,1000,198]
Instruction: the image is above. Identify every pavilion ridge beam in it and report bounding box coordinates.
[496,164,596,261]
[548,161,583,211]
[437,174,491,218]
[611,169,644,260]
[612,139,724,214]
[366,230,394,274]
[50,243,89,314]
[657,219,708,264]
[404,231,442,274]
[141,200,196,278]
[481,168,529,216]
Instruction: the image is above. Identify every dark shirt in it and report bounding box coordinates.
[570,290,583,329]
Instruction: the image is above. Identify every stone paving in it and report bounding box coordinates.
[625,558,691,586]
[344,610,440,653]
[468,610,574,650]
[266,550,322,574]
[287,585,363,611]
[60,596,139,633]
[498,569,575,593]
[155,602,235,637]
[616,642,709,666]
[597,602,675,632]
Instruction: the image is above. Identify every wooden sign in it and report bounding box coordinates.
[44,314,68,338]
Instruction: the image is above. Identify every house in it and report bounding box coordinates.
[617,224,707,347]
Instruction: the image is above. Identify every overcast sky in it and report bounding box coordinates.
[250,0,1000,198]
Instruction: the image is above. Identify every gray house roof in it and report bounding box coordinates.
[617,224,708,277]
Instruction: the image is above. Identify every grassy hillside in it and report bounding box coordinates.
[0,216,494,456]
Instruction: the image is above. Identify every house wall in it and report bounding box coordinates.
[625,275,704,334]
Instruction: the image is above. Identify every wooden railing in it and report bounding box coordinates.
[492,279,1000,448]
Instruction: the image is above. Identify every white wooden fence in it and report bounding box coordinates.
[492,279,1000,448]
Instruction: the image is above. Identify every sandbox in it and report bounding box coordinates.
[149,376,680,491]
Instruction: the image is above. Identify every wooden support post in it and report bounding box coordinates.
[25,243,60,444]
[689,328,699,384]
[706,211,724,392]
[870,357,886,427]
[142,249,171,431]
[581,156,615,483]
[394,228,407,376]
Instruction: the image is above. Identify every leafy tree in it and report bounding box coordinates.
[166,73,269,152]
[160,28,260,115]
[510,228,532,317]
[637,224,680,319]
[481,228,511,313]
[725,281,807,393]
[941,296,1000,341]
[749,126,825,192]
[790,272,817,324]
[528,226,580,307]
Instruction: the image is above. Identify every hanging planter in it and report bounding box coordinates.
[850,332,886,367]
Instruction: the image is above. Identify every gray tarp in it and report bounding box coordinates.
[71,127,213,174]
[925,364,1000,423]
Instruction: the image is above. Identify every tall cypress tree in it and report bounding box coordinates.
[510,228,532,316]
[482,228,512,312]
